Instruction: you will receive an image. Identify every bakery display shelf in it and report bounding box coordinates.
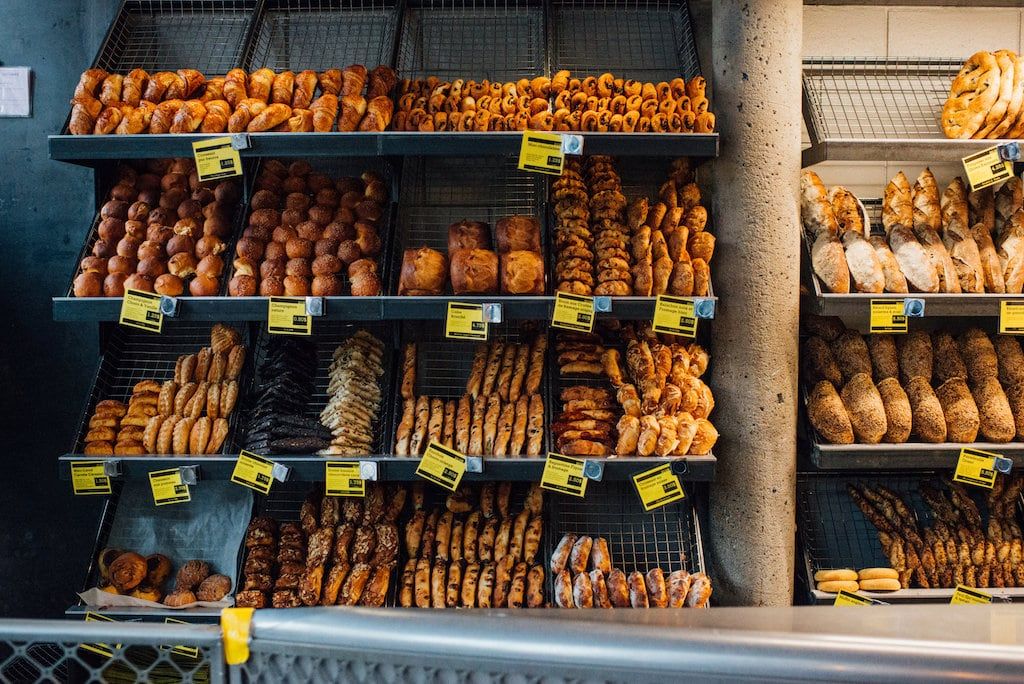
[810,441,1024,471]
[800,199,1022,318]
[64,604,223,623]
[797,472,1024,604]
[801,58,1015,166]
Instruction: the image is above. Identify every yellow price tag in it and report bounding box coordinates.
[552,291,595,332]
[833,590,873,606]
[517,130,564,175]
[163,618,200,659]
[953,448,1001,489]
[962,146,1014,192]
[221,607,254,665]
[632,462,685,511]
[119,288,163,333]
[149,468,190,506]
[267,297,312,335]
[1000,301,1024,334]
[231,451,276,494]
[652,295,697,337]
[71,461,111,495]
[415,441,467,492]
[951,585,992,605]
[540,453,587,497]
[869,299,907,333]
[445,302,488,340]
[81,612,120,658]
[325,461,365,497]
[192,136,243,182]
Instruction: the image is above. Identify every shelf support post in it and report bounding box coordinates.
[708,0,802,607]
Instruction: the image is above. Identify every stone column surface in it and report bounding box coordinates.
[707,0,803,607]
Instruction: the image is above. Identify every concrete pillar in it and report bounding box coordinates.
[708,0,802,606]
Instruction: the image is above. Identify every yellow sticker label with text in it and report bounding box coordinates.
[445,302,488,340]
[953,448,1000,489]
[632,462,685,511]
[869,300,907,334]
[552,291,595,332]
[540,453,587,497]
[652,295,697,337]
[192,136,242,182]
[162,618,200,659]
[1000,301,1024,334]
[962,146,1014,192]
[833,590,873,606]
[81,612,120,658]
[325,461,365,497]
[222,607,254,665]
[518,131,564,175]
[416,441,467,492]
[951,585,992,605]
[149,468,191,506]
[231,451,275,495]
[267,297,312,335]
[71,461,112,495]
[119,288,163,333]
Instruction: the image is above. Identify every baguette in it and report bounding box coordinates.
[525,334,548,396]
[481,342,504,397]
[888,225,940,293]
[526,394,544,456]
[494,400,515,456]
[395,398,414,456]
[510,394,529,456]
[483,394,501,455]
[841,231,884,293]
[441,399,456,448]
[508,344,530,402]
[867,235,910,293]
[409,396,430,456]
[469,396,485,455]
[496,344,517,402]
[427,397,444,445]
[810,231,850,293]
[401,343,416,399]
[800,171,839,237]
[455,395,471,453]
[466,343,488,399]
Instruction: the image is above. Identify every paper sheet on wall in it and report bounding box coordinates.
[0,68,31,117]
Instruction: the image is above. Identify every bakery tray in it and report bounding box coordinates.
[802,58,1009,166]
[796,472,1024,604]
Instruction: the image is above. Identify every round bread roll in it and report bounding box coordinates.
[858,578,901,591]
[932,331,968,384]
[866,334,899,381]
[971,376,1016,443]
[832,330,872,382]
[897,330,933,385]
[816,580,860,593]
[877,377,912,444]
[906,377,947,443]
[960,328,998,384]
[814,569,858,582]
[840,372,887,444]
[807,380,854,444]
[857,568,898,581]
[802,336,842,386]
[935,378,980,443]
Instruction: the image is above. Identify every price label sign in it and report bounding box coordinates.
[632,462,685,511]
[652,295,697,337]
[325,461,365,497]
[833,590,874,606]
[953,448,1002,489]
[192,136,242,182]
[267,297,311,336]
[517,131,564,175]
[149,468,190,506]
[71,461,111,495]
[81,612,121,658]
[962,146,1014,192]
[540,453,588,497]
[951,585,992,605]
[119,289,163,333]
[445,302,488,341]
[416,441,467,492]
[552,291,595,333]
[231,451,277,495]
[1000,301,1024,334]
[869,300,907,334]
[162,618,200,659]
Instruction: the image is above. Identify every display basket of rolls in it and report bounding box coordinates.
[798,473,1024,603]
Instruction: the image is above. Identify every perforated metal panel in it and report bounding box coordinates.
[245,0,401,71]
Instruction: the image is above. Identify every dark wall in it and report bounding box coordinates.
[0,0,120,617]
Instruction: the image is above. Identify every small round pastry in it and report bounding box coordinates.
[260,275,285,296]
[337,176,362,194]
[284,275,310,296]
[107,255,137,275]
[136,240,165,261]
[145,553,173,587]
[260,259,286,280]
[340,190,362,208]
[312,254,342,276]
[249,208,281,231]
[79,256,108,275]
[166,234,194,257]
[175,559,211,591]
[272,226,298,244]
[353,223,381,256]
[147,206,172,225]
[123,220,146,239]
[98,547,123,582]
[189,273,219,296]
[233,257,256,277]
[308,172,333,191]
[159,187,188,210]
[147,225,173,244]
[308,205,333,226]
[110,183,136,202]
[250,189,279,210]
[353,200,381,222]
[813,569,858,583]
[174,217,201,237]
[285,238,313,259]
[285,192,311,212]
[316,188,340,207]
[177,198,203,219]
[197,254,224,278]
[229,274,257,296]
[116,235,142,258]
[92,238,116,259]
[283,176,307,194]
[857,568,899,581]
[155,273,184,296]
[161,172,188,191]
[137,188,160,206]
[203,214,231,238]
[214,180,239,204]
[168,252,198,278]
[196,574,232,602]
[333,206,355,225]
[103,272,128,296]
[816,580,860,593]
[97,217,126,242]
[101,200,129,220]
[235,237,264,262]
[123,273,154,292]
[322,222,354,242]
[295,220,321,241]
[264,241,286,261]
[281,208,306,227]
[348,259,381,296]
[195,236,225,259]
[137,257,167,279]
[312,274,343,296]
[130,585,162,602]
[364,179,387,202]
[163,590,197,607]
[127,201,150,222]
[244,223,272,243]
[289,160,312,177]
[336,240,362,265]
[858,578,901,591]
[286,258,311,278]
[192,186,215,204]
[110,551,147,592]
[315,238,340,257]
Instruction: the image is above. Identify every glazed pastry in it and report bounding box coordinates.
[110,552,146,592]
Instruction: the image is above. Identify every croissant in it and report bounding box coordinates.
[200,77,225,102]
[227,98,266,133]
[272,70,295,104]
[116,101,155,134]
[338,95,367,131]
[99,74,123,106]
[94,106,123,134]
[149,99,184,134]
[311,94,338,132]
[319,68,342,96]
[367,65,398,98]
[74,68,107,100]
[201,100,231,133]
[358,97,393,131]
[292,70,317,109]
[341,64,367,97]
[170,100,207,133]
[69,97,102,134]
[224,68,248,108]
[273,108,313,132]
[248,103,291,132]
[174,69,205,99]
[695,112,715,133]
[248,68,276,102]
[120,68,148,106]
[142,71,178,102]
[109,551,147,592]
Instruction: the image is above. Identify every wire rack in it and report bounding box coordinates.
[93,0,258,74]
[71,321,254,454]
[803,58,963,143]
[547,0,700,82]
[244,0,401,71]
[396,0,545,81]
[239,321,397,455]
[390,156,547,295]
[388,321,551,456]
